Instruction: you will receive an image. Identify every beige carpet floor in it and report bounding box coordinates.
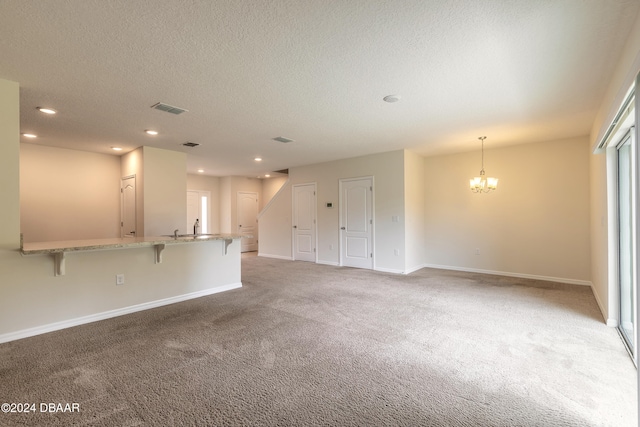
[0,253,636,426]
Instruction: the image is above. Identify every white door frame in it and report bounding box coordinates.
[339,176,374,269]
[292,183,317,262]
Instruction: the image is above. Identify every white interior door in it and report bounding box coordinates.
[340,177,373,269]
[293,183,316,262]
[237,191,258,252]
[121,175,136,238]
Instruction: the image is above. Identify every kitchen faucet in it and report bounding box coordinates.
[174,229,179,238]
[194,219,200,235]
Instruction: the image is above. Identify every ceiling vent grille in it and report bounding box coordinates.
[182,142,200,147]
[151,102,188,115]
[272,136,293,143]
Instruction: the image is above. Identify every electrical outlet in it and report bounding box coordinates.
[475,248,480,255]
[394,249,400,256]
[329,244,333,250]
[116,274,125,285]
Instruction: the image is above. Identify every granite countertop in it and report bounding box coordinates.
[21,234,244,255]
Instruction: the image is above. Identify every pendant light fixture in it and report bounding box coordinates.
[469,136,498,193]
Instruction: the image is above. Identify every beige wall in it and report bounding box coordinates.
[589,151,611,322]
[424,137,591,284]
[0,79,19,249]
[262,176,288,209]
[591,10,640,149]
[142,146,187,236]
[404,150,425,273]
[0,79,241,342]
[20,144,121,242]
[589,9,640,325]
[258,181,293,259]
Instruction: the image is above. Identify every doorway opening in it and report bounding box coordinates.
[187,190,210,234]
[237,191,258,252]
[121,175,136,238]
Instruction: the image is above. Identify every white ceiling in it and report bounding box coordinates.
[1,0,638,177]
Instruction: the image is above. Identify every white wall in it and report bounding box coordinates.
[20,144,121,242]
[424,137,591,284]
[260,150,406,272]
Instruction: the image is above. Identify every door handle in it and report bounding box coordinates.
[293,225,297,229]
[340,227,345,230]
[239,225,242,228]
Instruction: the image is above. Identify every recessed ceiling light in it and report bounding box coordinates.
[37,107,57,115]
[22,133,37,138]
[197,169,204,173]
[254,157,262,162]
[264,174,271,178]
[383,95,401,103]
[111,147,123,151]
[145,129,158,136]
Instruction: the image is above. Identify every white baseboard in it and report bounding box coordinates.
[374,266,404,274]
[421,264,592,286]
[257,253,293,260]
[0,282,242,344]
[317,259,339,266]
[375,264,428,275]
[606,319,619,327]
[404,263,428,275]
[589,282,616,326]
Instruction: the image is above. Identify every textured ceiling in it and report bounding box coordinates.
[1,0,638,176]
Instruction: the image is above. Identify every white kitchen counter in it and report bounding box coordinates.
[21,234,244,276]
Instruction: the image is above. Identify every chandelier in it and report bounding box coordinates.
[469,136,498,193]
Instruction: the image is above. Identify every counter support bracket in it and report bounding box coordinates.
[53,252,66,276]
[155,244,165,264]
[224,239,232,255]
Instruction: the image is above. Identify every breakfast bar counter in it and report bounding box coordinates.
[21,234,243,276]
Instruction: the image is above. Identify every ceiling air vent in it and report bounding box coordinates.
[151,102,188,115]
[182,142,200,147]
[272,136,294,143]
